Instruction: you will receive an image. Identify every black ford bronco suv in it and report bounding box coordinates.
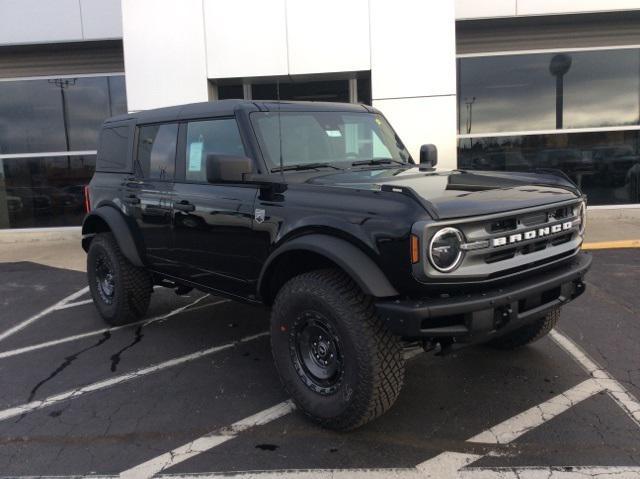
[83,100,591,430]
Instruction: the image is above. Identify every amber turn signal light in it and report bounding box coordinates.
[410,234,420,264]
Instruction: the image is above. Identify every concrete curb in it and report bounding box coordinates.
[582,240,640,250]
[0,227,81,244]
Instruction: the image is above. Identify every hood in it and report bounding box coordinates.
[306,167,580,220]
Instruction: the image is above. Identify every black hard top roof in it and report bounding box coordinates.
[105,99,374,125]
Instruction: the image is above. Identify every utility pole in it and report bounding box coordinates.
[549,54,572,129]
[48,78,76,169]
[465,97,476,134]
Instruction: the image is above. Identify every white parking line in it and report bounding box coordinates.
[117,327,640,479]
[0,286,89,343]
[54,299,95,310]
[119,401,295,479]
[118,347,425,478]
[468,378,604,444]
[0,330,268,422]
[550,329,640,427]
[0,296,226,360]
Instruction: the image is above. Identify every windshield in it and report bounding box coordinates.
[250,111,412,170]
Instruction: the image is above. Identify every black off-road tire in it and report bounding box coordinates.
[87,232,152,326]
[270,269,405,431]
[488,308,561,350]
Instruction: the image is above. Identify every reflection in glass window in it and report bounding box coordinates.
[458,49,640,134]
[97,126,130,172]
[0,155,95,229]
[0,75,127,154]
[185,119,246,182]
[137,124,178,180]
[458,130,640,205]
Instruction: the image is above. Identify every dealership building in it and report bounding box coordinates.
[1,0,640,230]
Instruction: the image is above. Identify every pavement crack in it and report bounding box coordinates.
[17,331,112,422]
[110,325,144,372]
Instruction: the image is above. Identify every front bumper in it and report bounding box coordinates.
[376,252,591,342]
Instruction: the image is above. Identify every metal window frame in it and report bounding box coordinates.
[456,43,640,59]
[0,72,125,83]
[213,73,365,104]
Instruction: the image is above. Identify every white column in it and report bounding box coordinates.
[370,1,458,170]
[121,0,209,111]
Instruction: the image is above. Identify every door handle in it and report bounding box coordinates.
[123,195,140,205]
[173,200,195,212]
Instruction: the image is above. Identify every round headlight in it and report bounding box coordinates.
[578,201,586,235]
[428,227,464,272]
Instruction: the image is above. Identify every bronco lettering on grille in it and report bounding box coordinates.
[492,221,573,247]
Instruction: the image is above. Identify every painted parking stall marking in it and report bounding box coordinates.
[0,286,89,343]
[0,295,228,360]
[120,401,296,479]
[0,330,268,422]
[111,327,640,479]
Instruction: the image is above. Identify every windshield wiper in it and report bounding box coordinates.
[272,162,343,172]
[351,158,405,166]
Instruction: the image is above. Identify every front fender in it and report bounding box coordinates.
[82,206,144,267]
[258,234,399,298]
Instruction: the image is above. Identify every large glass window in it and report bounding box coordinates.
[457,47,640,205]
[458,130,640,205]
[0,73,127,229]
[185,119,245,182]
[250,111,411,169]
[137,124,178,180]
[0,75,127,154]
[458,49,640,134]
[0,155,95,228]
[216,72,372,105]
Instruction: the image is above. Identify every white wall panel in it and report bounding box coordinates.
[517,0,640,16]
[369,0,456,99]
[0,0,83,45]
[204,0,288,79]
[286,0,370,75]
[80,0,123,40]
[122,0,208,111]
[455,0,516,19]
[374,96,458,171]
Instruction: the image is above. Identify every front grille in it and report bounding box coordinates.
[422,200,583,281]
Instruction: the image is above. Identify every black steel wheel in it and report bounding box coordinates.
[87,232,152,326]
[290,310,345,395]
[94,252,116,305]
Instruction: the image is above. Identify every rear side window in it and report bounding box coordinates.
[96,126,130,172]
[137,123,178,180]
[185,118,246,182]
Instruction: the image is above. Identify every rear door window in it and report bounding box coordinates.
[96,126,130,172]
[137,123,178,180]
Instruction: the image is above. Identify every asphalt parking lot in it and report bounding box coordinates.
[0,249,639,478]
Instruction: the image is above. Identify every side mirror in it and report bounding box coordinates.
[420,144,438,168]
[206,154,253,183]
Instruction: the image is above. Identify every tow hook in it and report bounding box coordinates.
[422,339,454,356]
[495,305,513,329]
